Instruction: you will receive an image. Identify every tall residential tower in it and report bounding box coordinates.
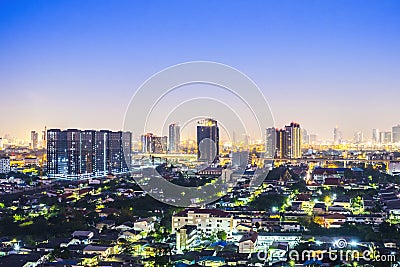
[197,119,219,162]
[169,123,180,153]
[47,129,132,179]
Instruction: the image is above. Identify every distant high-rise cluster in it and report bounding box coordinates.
[141,133,168,154]
[197,119,219,162]
[369,125,400,144]
[380,131,392,144]
[47,129,132,179]
[266,122,302,159]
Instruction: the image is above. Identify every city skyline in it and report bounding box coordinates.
[1,2,400,266]
[7,123,400,146]
[1,0,400,141]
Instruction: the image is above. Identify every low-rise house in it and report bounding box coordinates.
[196,256,225,266]
[313,203,326,214]
[96,220,116,231]
[36,238,70,252]
[315,213,347,228]
[323,178,343,187]
[383,199,400,222]
[312,168,346,184]
[83,245,114,258]
[72,231,94,244]
[383,240,398,249]
[257,233,302,250]
[347,214,384,225]
[115,221,134,232]
[98,208,119,218]
[238,232,258,253]
[328,205,349,214]
[119,230,143,242]
[283,212,308,221]
[134,218,155,232]
[280,221,302,232]
[0,252,46,267]
[235,223,253,233]
[332,196,352,210]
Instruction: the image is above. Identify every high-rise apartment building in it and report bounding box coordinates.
[197,119,219,162]
[267,122,302,159]
[31,131,38,150]
[354,131,364,144]
[41,127,47,149]
[47,129,132,179]
[372,129,380,143]
[392,125,400,143]
[276,129,288,159]
[265,127,277,158]
[169,123,180,154]
[334,126,342,145]
[285,122,301,159]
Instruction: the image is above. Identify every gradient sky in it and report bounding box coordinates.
[1,0,399,141]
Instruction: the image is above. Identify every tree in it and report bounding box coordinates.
[249,193,286,211]
[290,180,307,192]
[51,246,71,259]
[216,230,227,241]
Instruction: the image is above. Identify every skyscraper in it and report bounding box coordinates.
[141,133,154,153]
[153,136,168,154]
[80,130,96,175]
[285,122,302,159]
[334,126,342,145]
[265,127,277,158]
[109,131,132,173]
[197,119,219,162]
[31,131,38,150]
[47,129,132,179]
[392,125,400,143]
[276,128,288,159]
[301,128,309,145]
[169,123,180,153]
[271,122,302,159]
[41,127,47,149]
[354,131,364,144]
[372,129,380,143]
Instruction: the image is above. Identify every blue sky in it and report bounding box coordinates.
[0,0,399,140]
